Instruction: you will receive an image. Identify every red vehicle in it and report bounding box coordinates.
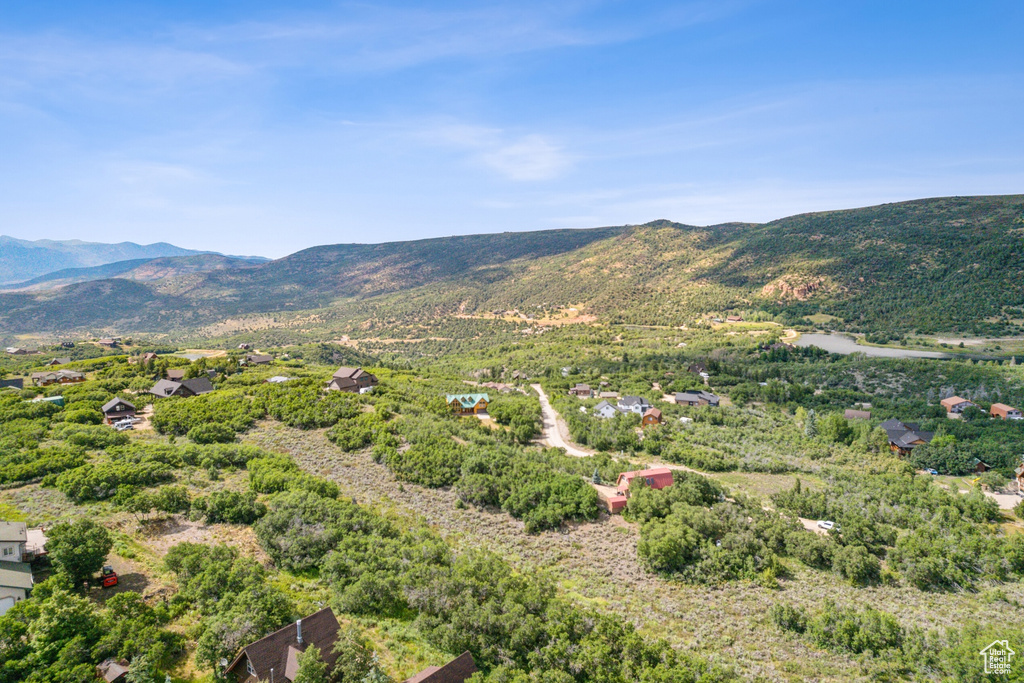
[99,565,118,588]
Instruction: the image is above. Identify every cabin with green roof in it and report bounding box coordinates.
[446,393,490,415]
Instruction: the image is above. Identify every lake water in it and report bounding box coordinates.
[794,333,951,359]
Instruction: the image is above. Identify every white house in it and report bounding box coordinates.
[617,396,651,414]
[0,522,32,616]
[594,400,622,419]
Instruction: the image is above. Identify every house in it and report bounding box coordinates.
[402,652,478,683]
[617,396,651,414]
[29,369,85,387]
[615,467,674,495]
[641,407,663,427]
[674,391,720,407]
[0,379,23,390]
[991,403,1023,420]
[569,383,593,399]
[245,354,274,365]
[0,522,32,617]
[879,419,934,456]
[687,363,709,376]
[166,368,187,381]
[97,338,119,348]
[844,408,872,420]
[60,341,75,348]
[96,659,130,683]
[102,398,136,424]
[238,343,252,350]
[940,396,976,414]
[5,347,35,355]
[598,391,619,399]
[593,400,621,419]
[225,608,341,683]
[44,357,71,366]
[446,393,489,415]
[326,367,378,393]
[726,315,744,323]
[149,377,214,398]
[970,458,991,473]
[139,352,159,363]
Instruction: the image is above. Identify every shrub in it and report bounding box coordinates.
[187,423,236,444]
[202,491,266,525]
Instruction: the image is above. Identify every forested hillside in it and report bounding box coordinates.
[1,196,1022,338]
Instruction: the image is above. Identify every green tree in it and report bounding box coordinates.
[46,518,113,586]
[293,643,330,683]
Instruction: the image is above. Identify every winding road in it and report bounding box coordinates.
[530,383,595,457]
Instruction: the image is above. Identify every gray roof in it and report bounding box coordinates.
[181,377,214,395]
[676,391,720,405]
[101,397,136,413]
[619,396,648,406]
[594,400,619,413]
[0,521,27,543]
[0,562,33,590]
[150,379,182,396]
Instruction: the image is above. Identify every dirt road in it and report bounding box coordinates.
[530,383,595,457]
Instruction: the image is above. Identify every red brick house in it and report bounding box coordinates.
[616,467,674,494]
[940,396,976,414]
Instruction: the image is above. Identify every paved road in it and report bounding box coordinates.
[530,383,595,457]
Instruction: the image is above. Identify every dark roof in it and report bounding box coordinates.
[878,418,909,432]
[247,354,274,364]
[619,396,648,406]
[181,376,214,395]
[403,652,478,683]
[675,391,719,405]
[227,608,341,683]
[688,363,708,373]
[150,379,182,397]
[102,397,136,413]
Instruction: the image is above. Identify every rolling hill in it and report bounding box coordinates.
[1,195,1022,339]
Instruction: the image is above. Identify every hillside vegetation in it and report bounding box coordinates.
[1,196,1022,338]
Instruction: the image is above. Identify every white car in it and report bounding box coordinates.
[817,520,835,531]
[114,420,134,431]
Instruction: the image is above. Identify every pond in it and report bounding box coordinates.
[794,333,951,359]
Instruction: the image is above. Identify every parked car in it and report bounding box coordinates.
[817,520,835,530]
[927,469,939,475]
[114,420,134,431]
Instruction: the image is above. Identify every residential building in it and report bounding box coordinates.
[5,347,35,355]
[593,400,621,419]
[880,419,934,456]
[102,398,136,424]
[687,363,709,376]
[642,407,663,427]
[44,357,71,366]
[225,608,341,683]
[616,467,674,494]
[991,403,1023,420]
[402,652,478,683]
[97,659,130,683]
[326,367,378,393]
[97,338,119,347]
[674,391,720,407]
[940,396,976,414]
[446,393,489,415]
[238,343,252,350]
[568,383,593,398]
[598,390,619,399]
[149,377,214,398]
[618,396,651,414]
[245,354,274,365]
[970,458,991,473]
[0,522,32,616]
[29,369,85,387]
[844,408,872,420]
[166,368,187,381]
[726,315,744,322]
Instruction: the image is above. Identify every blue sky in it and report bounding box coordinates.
[1,1,1022,257]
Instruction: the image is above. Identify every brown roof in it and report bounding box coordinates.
[166,368,186,380]
[403,652,478,683]
[332,366,366,379]
[97,658,129,683]
[643,407,662,419]
[246,354,274,364]
[940,396,973,408]
[226,608,341,683]
[844,409,871,420]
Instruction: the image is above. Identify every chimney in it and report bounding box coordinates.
[296,619,303,645]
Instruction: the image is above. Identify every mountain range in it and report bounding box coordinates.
[0,235,266,286]
[0,195,1022,339]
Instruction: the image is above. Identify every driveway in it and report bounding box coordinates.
[530,384,595,457]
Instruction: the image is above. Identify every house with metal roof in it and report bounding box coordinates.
[675,390,720,407]
[225,608,341,683]
[446,393,489,415]
[879,418,934,456]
